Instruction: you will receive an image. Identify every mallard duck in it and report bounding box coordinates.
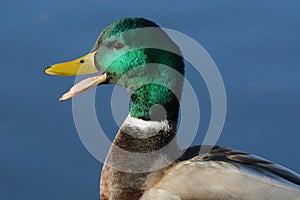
[45,18,300,200]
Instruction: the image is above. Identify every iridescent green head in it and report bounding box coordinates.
[45,18,184,122]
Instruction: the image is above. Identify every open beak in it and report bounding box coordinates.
[58,72,107,101]
[45,52,108,101]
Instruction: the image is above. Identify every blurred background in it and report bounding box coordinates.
[0,0,299,199]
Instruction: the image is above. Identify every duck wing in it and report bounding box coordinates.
[179,145,300,186]
[142,146,300,200]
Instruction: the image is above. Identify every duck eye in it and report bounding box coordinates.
[113,41,125,50]
[106,40,125,50]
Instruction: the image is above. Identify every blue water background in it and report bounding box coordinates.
[0,0,299,199]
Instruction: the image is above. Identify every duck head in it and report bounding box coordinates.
[45,18,184,122]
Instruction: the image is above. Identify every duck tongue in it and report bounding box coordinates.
[59,72,107,102]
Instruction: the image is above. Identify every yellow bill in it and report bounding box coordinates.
[45,52,98,76]
[45,52,108,101]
